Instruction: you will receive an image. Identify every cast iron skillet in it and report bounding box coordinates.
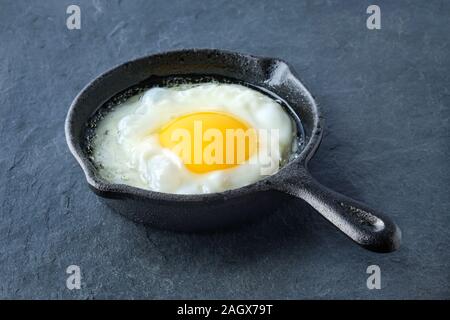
[65,49,401,253]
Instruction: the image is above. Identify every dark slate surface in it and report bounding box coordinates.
[0,0,449,299]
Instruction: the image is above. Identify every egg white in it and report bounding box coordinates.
[91,83,295,194]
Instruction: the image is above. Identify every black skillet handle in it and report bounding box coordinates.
[276,168,401,253]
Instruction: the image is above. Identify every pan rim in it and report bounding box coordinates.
[65,48,323,203]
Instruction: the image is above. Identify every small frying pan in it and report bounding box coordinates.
[65,49,401,253]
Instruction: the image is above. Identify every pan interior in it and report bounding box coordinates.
[83,74,306,173]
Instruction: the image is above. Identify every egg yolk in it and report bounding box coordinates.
[159,111,257,174]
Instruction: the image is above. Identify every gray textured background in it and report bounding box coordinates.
[0,0,449,299]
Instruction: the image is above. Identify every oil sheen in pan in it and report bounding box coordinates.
[83,75,306,169]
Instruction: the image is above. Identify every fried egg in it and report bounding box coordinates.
[90,83,295,194]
